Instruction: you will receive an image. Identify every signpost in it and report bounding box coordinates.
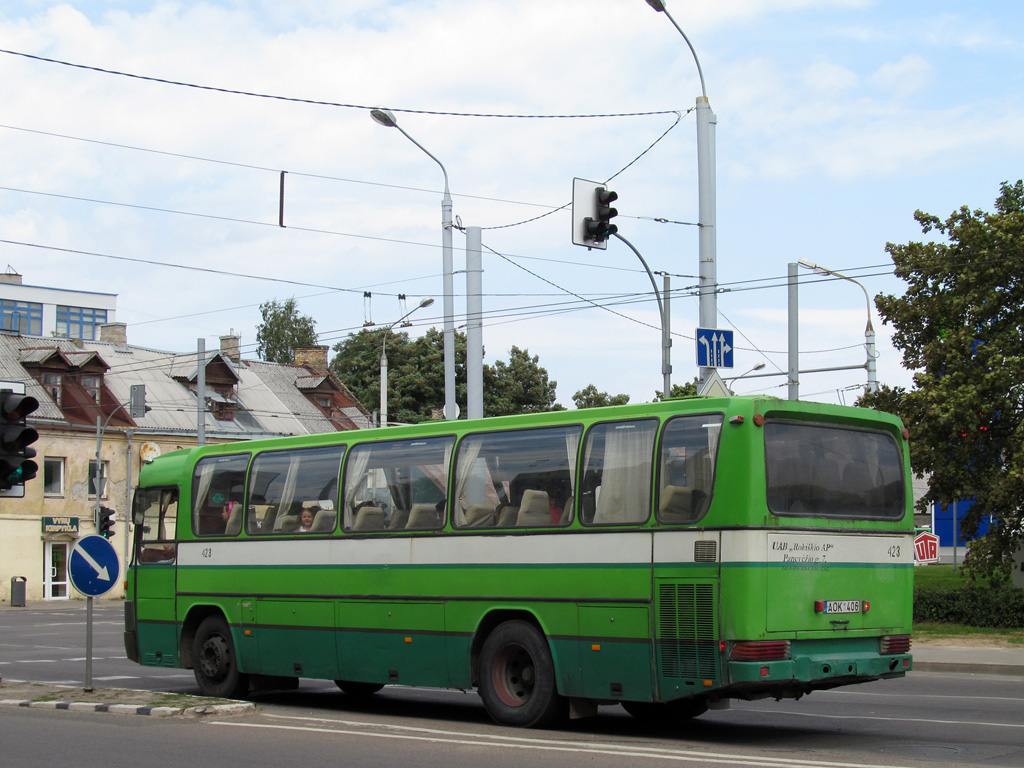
[69,535,121,691]
[696,327,734,369]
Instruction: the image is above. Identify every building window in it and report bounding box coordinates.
[42,373,62,405]
[0,299,43,335]
[88,460,109,498]
[80,375,101,404]
[44,457,65,496]
[56,305,108,341]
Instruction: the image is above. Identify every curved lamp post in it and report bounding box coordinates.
[798,259,878,394]
[371,108,457,420]
[645,0,717,387]
[380,296,434,428]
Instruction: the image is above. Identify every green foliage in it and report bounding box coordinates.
[914,587,1024,628]
[654,377,699,400]
[330,332,561,423]
[255,298,318,364]
[572,384,630,409]
[860,181,1024,581]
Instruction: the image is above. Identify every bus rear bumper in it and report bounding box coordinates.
[728,652,913,687]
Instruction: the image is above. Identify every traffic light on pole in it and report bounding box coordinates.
[98,506,116,539]
[585,187,619,244]
[0,385,40,498]
[572,178,619,250]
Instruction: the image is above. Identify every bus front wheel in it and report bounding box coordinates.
[192,615,249,699]
[478,620,566,728]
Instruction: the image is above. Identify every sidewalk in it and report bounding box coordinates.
[912,643,1024,677]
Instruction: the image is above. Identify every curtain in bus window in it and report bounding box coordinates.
[563,431,580,523]
[343,447,373,527]
[590,420,657,524]
[454,438,484,526]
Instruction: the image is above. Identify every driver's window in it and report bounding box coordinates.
[134,486,178,563]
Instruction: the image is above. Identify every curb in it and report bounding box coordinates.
[914,661,1024,678]
[0,698,256,718]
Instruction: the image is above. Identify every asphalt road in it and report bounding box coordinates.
[3,603,1024,768]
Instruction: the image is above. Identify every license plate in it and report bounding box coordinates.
[824,600,861,614]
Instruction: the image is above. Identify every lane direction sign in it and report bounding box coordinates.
[69,534,121,597]
[696,327,734,369]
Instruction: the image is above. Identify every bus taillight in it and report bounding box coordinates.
[729,640,791,661]
[880,635,912,655]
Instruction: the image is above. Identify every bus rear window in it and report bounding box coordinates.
[765,421,904,520]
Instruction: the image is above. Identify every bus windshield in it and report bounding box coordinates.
[765,421,904,519]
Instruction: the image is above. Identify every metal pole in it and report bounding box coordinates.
[196,337,206,446]
[442,188,456,420]
[612,233,668,396]
[788,262,799,401]
[379,345,389,428]
[662,272,672,397]
[466,226,483,420]
[696,97,717,388]
[84,596,94,692]
[94,417,102,527]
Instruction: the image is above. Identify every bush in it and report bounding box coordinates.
[914,586,1024,628]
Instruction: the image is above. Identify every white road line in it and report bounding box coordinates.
[210,716,913,768]
[764,709,1024,730]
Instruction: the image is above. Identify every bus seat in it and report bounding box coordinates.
[464,504,495,528]
[496,504,519,527]
[275,514,300,532]
[659,484,694,522]
[517,489,550,527]
[406,504,440,529]
[388,508,410,529]
[559,498,573,525]
[353,506,385,530]
[311,509,337,532]
[224,502,243,535]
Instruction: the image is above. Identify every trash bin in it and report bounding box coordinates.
[10,576,26,607]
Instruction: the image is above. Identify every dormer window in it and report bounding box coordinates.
[80,374,101,404]
[42,373,62,405]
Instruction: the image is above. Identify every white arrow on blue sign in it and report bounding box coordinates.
[69,534,121,597]
[695,328,735,369]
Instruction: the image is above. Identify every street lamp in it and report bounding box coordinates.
[645,0,717,388]
[797,259,878,394]
[370,108,457,421]
[380,296,434,428]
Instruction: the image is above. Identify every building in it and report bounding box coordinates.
[1,322,369,604]
[0,268,116,340]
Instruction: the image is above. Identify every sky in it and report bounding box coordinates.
[1,0,1022,411]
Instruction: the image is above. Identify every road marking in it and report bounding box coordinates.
[763,709,1024,730]
[211,716,915,768]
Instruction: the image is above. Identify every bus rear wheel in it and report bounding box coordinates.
[478,620,566,728]
[192,615,249,699]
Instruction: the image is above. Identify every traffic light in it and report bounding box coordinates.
[98,506,116,539]
[585,187,619,244]
[0,385,39,498]
[572,178,620,250]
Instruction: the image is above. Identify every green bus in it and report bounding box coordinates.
[124,395,914,728]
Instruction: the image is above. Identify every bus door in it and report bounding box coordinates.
[128,486,180,666]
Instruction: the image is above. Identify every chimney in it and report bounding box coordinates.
[220,331,241,364]
[294,345,329,375]
[0,268,22,285]
[100,322,128,346]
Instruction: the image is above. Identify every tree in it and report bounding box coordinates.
[331,332,561,423]
[483,346,563,416]
[255,298,317,364]
[859,181,1024,582]
[654,377,699,400]
[572,384,630,409]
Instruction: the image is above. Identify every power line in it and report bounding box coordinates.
[0,48,680,119]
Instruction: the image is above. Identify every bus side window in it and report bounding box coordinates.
[581,420,658,525]
[135,487,178,563]
[192,454,251,536]
[657,414,723,524]
[342,437,453,532]
[246,445,345,535]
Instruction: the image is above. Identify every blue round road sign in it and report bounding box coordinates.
[69,534,121,597]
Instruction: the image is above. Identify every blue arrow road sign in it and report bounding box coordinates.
[69,534,121,597]
[695,328,735,369]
